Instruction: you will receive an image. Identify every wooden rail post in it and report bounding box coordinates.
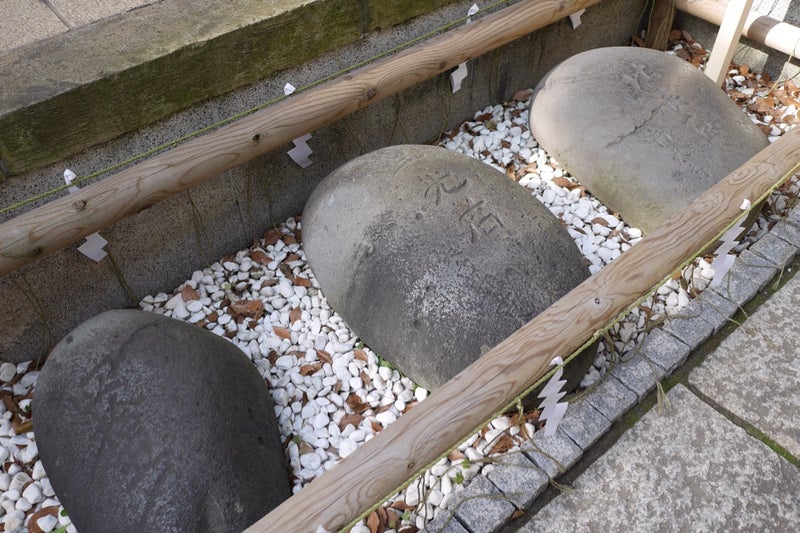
[645,0,677,50]
[704,0,756,85]
[246,129,800,532]
[0,0,603,279]
[677,0,800,59]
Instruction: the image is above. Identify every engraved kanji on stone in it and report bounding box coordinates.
[422,171,468,205]
[459,197,507,242]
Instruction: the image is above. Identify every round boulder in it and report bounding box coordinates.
[529,46,769,233]
[34,309,291,533]
[303,144,593,393]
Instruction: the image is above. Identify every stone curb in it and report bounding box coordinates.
[433,204,800,532]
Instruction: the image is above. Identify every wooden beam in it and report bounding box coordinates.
[704,0,756,85]
[246,130,800,532]
[677,0,800,59]
[645,0,677,50]
[0,0,604,279]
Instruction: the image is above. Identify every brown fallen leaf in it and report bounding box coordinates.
[264,229,282,245]
[512,88,533,101]
[229,299,264,320]
[273,326,291,340]
[283,234,297,245]
[27,506,60,533]
[346,393,369,414]
[371,420,383,433]
[354,349,368,362]
[250,249,273,266]
[299,363,323,376]
[488,434,515,455]
[181,285,199,302]
[317,350,332,364]
[367,510,381,533]
[551,176,576,189]
[289,307,301,324]
[591,217,609,227]
[293,276,312,288]
[207,311,219,322]
[668,29,681,41]
[339,413,364,430]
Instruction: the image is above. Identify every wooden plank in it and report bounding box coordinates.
[0,0,604,279]
[645,0,677,50]
[246,129,800,532]
[704,0,756,85]
[677,0,800,59]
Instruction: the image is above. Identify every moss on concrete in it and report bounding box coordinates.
[0,0,459,176]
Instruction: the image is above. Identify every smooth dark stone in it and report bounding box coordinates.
[529,47,769,233]
[303,144,595,394]
[34,309,291,533]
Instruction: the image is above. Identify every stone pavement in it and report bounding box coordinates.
[0,0,155,52]
[428,206,800,532]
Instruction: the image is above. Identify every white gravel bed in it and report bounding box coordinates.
[3,45,800,533]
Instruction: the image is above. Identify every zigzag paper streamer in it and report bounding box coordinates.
[709,198,751,288]
[537,356,569,437]
[283,83,314,167]
[64,169,108,262]
[450,4,479,93]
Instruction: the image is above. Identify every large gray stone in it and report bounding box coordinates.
[34,309,291,533]
[302,144,593,392]
[529,47,769,233]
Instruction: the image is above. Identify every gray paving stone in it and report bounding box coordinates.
[485,451,548,508]
[784,204,800,229]
[748,231,798,268]
[0,0,66,51]
[693,288,739,332]
[517,385,800,532]
[737,248,780,291]
[662,300,715,349]
[584,373,638,423]
[690,272,800,458]
[426,511,470,533]
[451,475,516,533]
[610,352,664,401]
[520,428,582,479]
[710,257,765,307]
[638,327,692,373]
[557,397,611,451]
[770,217,800,248]
[48,0,153,27]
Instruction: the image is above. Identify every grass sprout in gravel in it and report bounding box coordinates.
[4,40,800,533]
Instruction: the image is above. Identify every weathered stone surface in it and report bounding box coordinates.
[517,385,800,531]
[691,272,800,457]
[34,309,290,533]
[529,47,768,233]
[303,144,593,391]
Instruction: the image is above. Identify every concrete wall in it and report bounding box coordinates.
[0,0,646,363]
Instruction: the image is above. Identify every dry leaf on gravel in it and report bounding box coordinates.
[551,176,576,189]
[180,285,199,302]
[250,249,273,265]
[339,413,363,430]
[346,393,369,414]
[264,229,282,245]
[290,307,301,324]
[317,350,332,364]
[273,326,291,340]
[230,299,264,320]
